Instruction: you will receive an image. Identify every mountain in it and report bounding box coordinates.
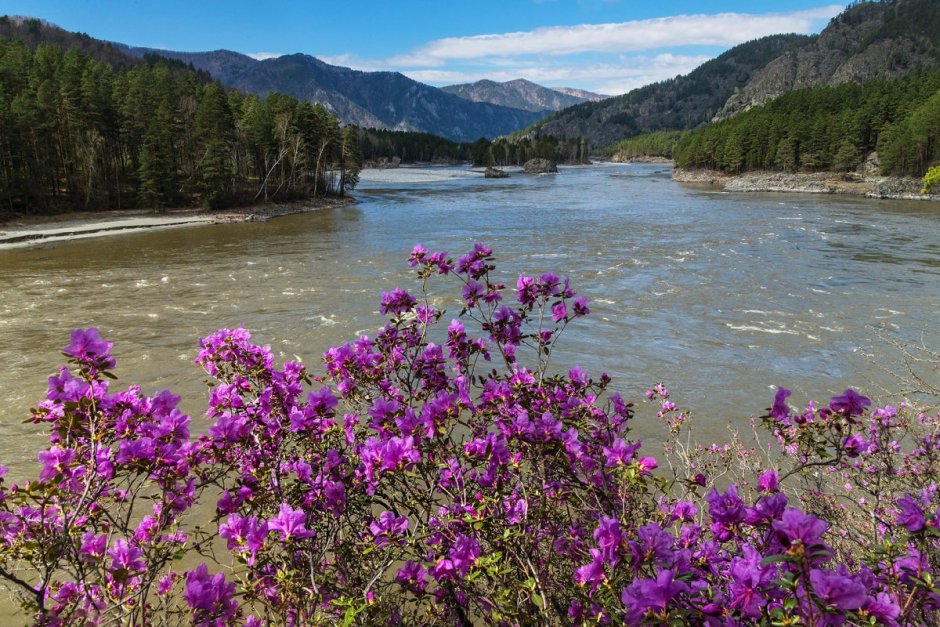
[552,87,608,102]
[717,0,940,119]
[120,47,543,142]
[519,33,811,149]
[441,78,593,113]
[0,15,203,75]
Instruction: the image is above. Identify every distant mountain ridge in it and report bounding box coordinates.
[119,47,544,142]
[441,79,605,113]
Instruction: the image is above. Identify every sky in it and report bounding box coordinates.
[3,1,846,95]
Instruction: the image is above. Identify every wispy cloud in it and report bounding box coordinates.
[247,52,282,61]
[315,4,842,93]
[410,6,841,60]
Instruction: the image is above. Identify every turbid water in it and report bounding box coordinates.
[1,163,938,477]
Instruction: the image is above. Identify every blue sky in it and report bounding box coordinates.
[4,1,845,94]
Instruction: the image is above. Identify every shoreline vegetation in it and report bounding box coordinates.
[0,196,355,249]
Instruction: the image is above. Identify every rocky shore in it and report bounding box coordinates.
[0,196,356,249]
[673,168,937,201]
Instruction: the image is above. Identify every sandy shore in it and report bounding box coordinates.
[0,197,355,250]
[672,168,937,201]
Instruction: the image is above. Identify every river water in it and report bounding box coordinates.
[1,163,938,477]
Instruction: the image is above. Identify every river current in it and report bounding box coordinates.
[1,163,938,476]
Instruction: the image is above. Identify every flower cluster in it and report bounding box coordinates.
[0,245,938,625]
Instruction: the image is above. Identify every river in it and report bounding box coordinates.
[1,163,938,477]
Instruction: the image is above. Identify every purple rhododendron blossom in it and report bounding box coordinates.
[267,504,314,541]
[773,508,829,550]
[771,387,791,421]
[809,568,866,611]
[379,287,417,316]
[37,446,76,482]
[574,548,606,596]
[621,569,689,624]
[184,563,237,620]
[64,327,116,369]
[829,388,871,416]
[895,494,926,532]
[369,511,409,547]
[593,517,622,564]
[757,470,779,493]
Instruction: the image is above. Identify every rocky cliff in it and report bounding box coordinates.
[717,0,940,119]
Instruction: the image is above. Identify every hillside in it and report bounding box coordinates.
[717,0,940,118]
[121,48,544,142]
[441,78,591,113]
[673,68,940,177]
[520,33,811,149]
[0,29,357,217]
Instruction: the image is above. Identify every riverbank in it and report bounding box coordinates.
[673,168,938,201]
[0,196,356,249]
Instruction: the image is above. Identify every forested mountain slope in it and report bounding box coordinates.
[717,0,940,118]
[674,69,940,177]
[519,34,810,148]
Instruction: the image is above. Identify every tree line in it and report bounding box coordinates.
[672,69,940,177]
[0,37,360,217]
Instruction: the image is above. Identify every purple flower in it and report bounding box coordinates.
[80,532,107,561]
[574,548,606,596]
[184,563,237,620]
[771,387,791,422]
[895,494,926,532]
[107,539,145,576]
[267,504,314,541]
[37,446,76,482]
[64,327,115,369]
[408,244,428,266]
[772,509,829,556]
[637,457,658,475]
[707,485,746,527]
[809,568,866,611]
[572,296,590,316]
[621,570,689,624]
[462,280,485,306]
[220,514,269,555]
[863,592,901,624]
[396,561,427,592]
[593,517,622,564]
[603,438,640,467]
[516,275,538,305]
[843,433,869,457]
[634,523,674,565]
[829,389,871,416]
[379,436,421,471]
[116,438,156,465]
[369,511,409,547]
[551,301,568,322]
[379,287,417,316]
[728,544,777,619]
[757,470,779,493]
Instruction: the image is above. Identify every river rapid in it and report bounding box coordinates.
[1,163,938,477]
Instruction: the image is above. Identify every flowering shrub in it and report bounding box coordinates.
[0,244,938,625]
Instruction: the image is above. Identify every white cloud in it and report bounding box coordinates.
[315,4,842,93]
[409,6,842,60]
[247,52,282,61]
